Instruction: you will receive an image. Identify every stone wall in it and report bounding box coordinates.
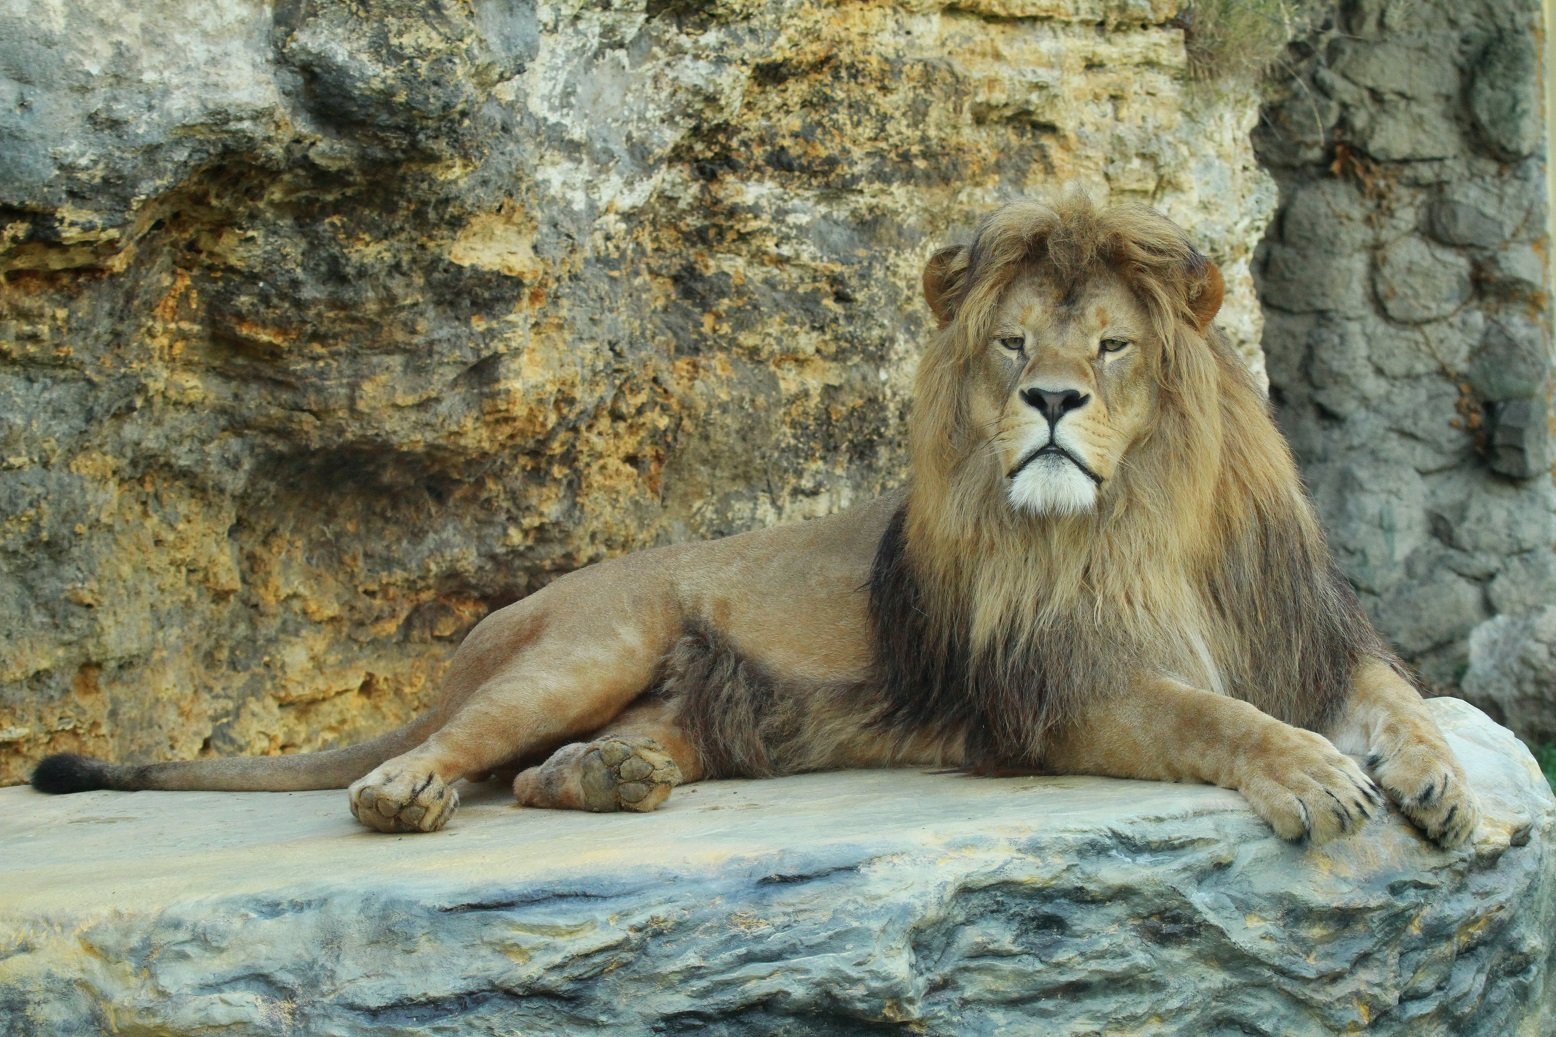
[1254,0,1555,737]
[0,0,1277,784]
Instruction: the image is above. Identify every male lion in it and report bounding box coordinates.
[34,195,1477,848]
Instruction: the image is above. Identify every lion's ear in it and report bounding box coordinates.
[922,245,970,328]
[1187,255,1224,332]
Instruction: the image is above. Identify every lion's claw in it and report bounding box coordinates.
[1370,746,1478,847]
[1238,726,1378,844]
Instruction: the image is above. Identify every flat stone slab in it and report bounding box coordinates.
[2,698,1553,1036]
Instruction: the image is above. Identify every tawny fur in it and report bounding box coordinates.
[31,193,1478,848]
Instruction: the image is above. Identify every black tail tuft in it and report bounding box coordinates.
[31,753,116,794]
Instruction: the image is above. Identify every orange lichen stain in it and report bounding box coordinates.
[72,664,102,698]
[151,268,197,324]
[448,207,547,281]
[300,599,343,623]
[232,319,297,350]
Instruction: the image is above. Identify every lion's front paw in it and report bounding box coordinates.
[1238,727,1385,844]
[349,767,459,833]
[1368,745,1478,847]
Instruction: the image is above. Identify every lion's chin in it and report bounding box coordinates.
[1006,457,1100,517]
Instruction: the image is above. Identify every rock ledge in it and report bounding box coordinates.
[2,699,1552,1036]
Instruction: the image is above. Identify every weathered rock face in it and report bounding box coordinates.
[1463,605,1556,745]
[2,699,1551,1035]
[0,0,1278,784]
[1253,0,1555,712]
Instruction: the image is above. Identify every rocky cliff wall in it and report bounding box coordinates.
[1254,0,1555,735]
[0,0,1278,783]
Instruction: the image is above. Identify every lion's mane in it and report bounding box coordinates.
[870,196,1387,768]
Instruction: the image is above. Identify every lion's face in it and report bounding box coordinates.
[972,269,1157,517]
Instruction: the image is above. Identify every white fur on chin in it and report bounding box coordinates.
[1006,456,1099,516]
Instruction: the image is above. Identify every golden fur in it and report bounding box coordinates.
[33,194,1478,848]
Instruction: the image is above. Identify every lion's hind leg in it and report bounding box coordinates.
[1327,658,1479,847]
[348,693,667,832]
[512,737,683,813]
[512,698,700,813]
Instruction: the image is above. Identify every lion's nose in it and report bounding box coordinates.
[1020,386,1090,423]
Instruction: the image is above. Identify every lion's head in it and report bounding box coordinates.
[912,195,1227,525]
[872,194,1375,764]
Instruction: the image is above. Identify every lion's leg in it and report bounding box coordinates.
[345,560,690,833]
[512,697,702,813]
[349,678,656,833]
[1324,658,1478,847]
[349,641,678,833]
[349,687,640,833]
[1042,677,1383,844]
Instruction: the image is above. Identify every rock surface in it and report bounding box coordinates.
[0,0,1277,785]
[1253,0,1556,709]
[1463,606,1556,746]
[1,699,1553,1036]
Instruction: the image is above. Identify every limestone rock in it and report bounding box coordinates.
[1,699,1551,1035]
[0,0,1277,785]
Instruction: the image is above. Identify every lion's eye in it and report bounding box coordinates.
[1099,338,1131,355]
[997,335,1025,353]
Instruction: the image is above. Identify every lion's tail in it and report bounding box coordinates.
[30,713,441,795]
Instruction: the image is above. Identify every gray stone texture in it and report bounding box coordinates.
[1254,0,1556,714]
[0,0,1280,784]
[2,699,1552,1036]
[1465,606,1556,743]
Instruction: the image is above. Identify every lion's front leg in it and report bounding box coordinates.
[1043,678,1383,844]
[1325,658,1479,847]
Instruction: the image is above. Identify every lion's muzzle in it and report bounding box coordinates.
[1007,443,1103,486]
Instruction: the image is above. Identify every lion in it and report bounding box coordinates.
[33,194,1477,848]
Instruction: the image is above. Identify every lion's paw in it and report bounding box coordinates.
[348,767,459,833]
[514,737,682,813]
[580,737,682,812]
[1368,744,1478,848]
[1238,727,1385,844]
